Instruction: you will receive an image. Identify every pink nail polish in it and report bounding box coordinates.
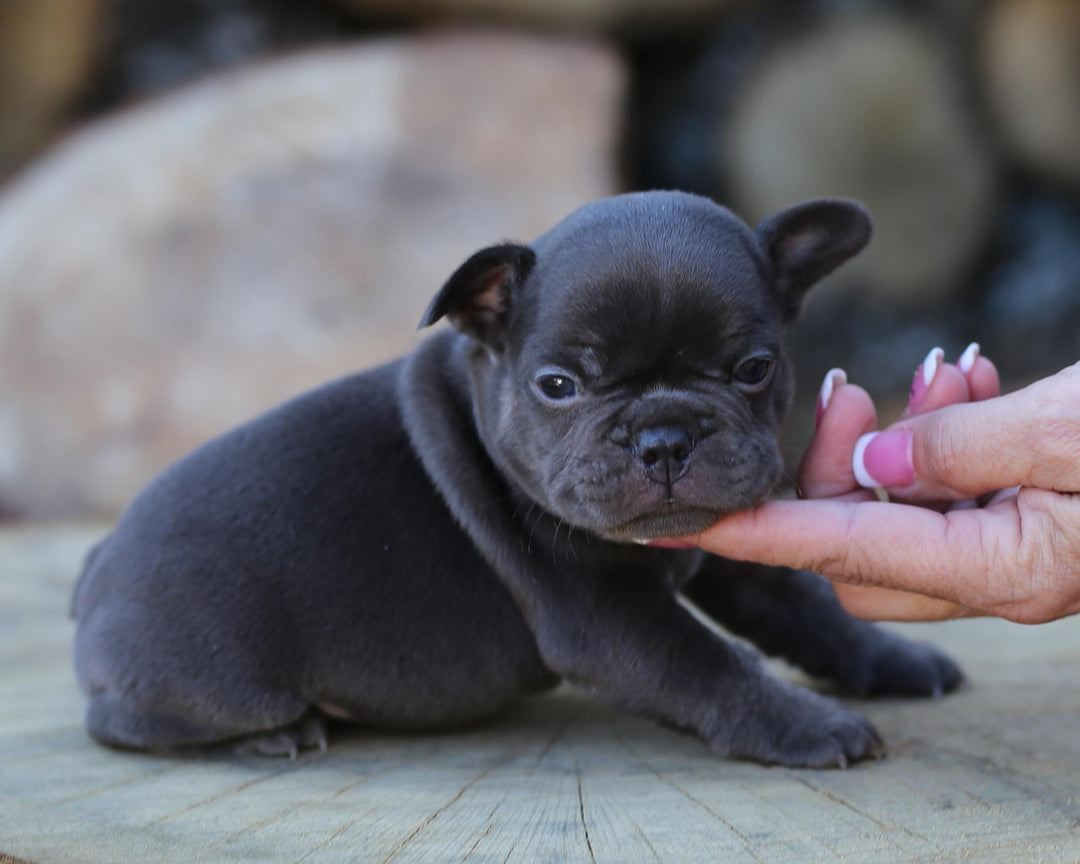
[852,430,915,488]
[908,347,944,411]
[815,368,847,430]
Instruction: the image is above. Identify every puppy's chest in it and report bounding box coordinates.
[539,539,705,594]
[666,550,708,591]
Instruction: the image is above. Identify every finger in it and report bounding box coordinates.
[691,485,1080,623]
[907,343,999,411]
[948,346,1001,510]
[800,372,878,500]
[852,347,971,494]
[901,353,971,419]
[831,582,975,622]
[958,344,1000,403]
[892,360,970,507]
[692,497,1019,607]
[853,362,1080,498]
[892,348,989,509]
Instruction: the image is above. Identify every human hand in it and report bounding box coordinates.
[689,350,1080,623]
[792,344,1003,621]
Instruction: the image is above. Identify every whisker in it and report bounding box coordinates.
[779,469,804,499]
[552,518,564,564]
[524,503,540,554]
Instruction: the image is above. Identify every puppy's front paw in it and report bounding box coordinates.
[844,632,963,698]
[719,681,884,769]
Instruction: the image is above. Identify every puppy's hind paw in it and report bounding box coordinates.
[230,714,328,759]
[849,634,963,699]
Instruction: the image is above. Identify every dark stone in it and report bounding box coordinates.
[980,192,1080,377]
[83,0,383,110]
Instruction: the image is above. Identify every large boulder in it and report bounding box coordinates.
[0,31,623,519]
[721,14,998,306]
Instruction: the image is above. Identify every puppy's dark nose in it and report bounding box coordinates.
[634,425,694,481]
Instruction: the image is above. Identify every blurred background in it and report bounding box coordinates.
[0,0,1077,522]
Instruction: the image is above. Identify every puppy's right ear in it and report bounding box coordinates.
[419,243,536,346]
[755,199,872,323]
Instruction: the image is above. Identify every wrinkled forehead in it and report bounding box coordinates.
[514,211,781,369]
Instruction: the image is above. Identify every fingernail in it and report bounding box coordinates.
[958,342,980,376]
[908,347,944,411]
[852,429,915,488]
[815,367,847,430]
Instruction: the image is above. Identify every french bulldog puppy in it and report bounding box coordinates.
[72,191,960,767]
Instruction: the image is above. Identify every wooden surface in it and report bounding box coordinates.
[4,526,1080,863]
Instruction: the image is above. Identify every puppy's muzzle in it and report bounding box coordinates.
[632,424,695,484]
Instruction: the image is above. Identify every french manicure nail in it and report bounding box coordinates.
[958,342,980,375]
[815,367,847,430]
[852,429,915,488]
[908,347,944,411]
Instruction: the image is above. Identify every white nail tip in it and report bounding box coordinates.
[852,432,880,489]
[819,367,847,412]
[958,342,980,375]
[922,347,945,388]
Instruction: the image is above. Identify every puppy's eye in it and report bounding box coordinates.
[733,354,776,392]
[536,373,578,401]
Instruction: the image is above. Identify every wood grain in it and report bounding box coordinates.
[4,525,1080,862]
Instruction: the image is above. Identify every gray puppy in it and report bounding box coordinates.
[72,191,960,768]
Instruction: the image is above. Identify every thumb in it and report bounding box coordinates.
[852,363,1080,499]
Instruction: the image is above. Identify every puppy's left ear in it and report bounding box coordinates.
[755,198,872,322]
[419,243,537,347]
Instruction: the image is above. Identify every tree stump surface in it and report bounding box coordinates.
[3,525,1080,862]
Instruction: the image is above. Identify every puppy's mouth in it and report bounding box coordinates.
[589,466,783,544]
[600,504,723,544]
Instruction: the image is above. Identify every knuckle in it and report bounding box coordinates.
[1036,418,1080,492]
[919,415,963,486]
[1003,489,1080,623]
[1024,367,1080,490]
[987,602,1047,625]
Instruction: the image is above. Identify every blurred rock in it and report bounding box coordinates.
[0,0,102,177]
[981,194,1080,374]
[0,32,623,519]
[722,14,997,305]
[981,0,1080,188]
[783,192,1080,449]
[90,0,362,107]
[327,0,727,32]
